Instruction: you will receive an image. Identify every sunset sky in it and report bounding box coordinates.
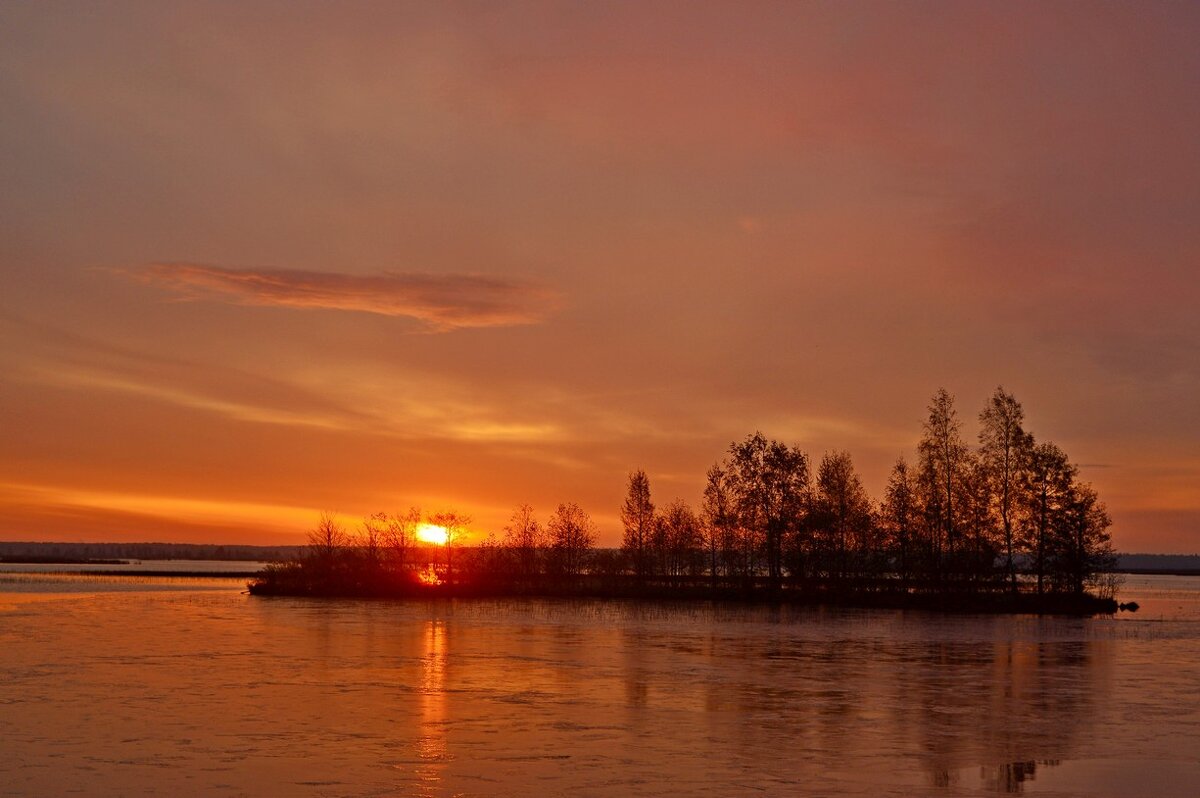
[2,2,1198,552]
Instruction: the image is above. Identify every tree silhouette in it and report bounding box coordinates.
[620,470,655,581]
[502,503,545,579]
[880,457,917,589]
[548,502,596,579]
[961,452,1001,587]
[979,387,1031,592]
[429,511,471,584]
[659,499,702,577]
[308,513,348,566]
[702,463,736,589]
[918,389,968,582]
[385,507,421,573]
[1054,481,1115,595]
[357,512,387,578]
[1023,442,1074,595]
[814,450,872,584]
[726,432,808,588]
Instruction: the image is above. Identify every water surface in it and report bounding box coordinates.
[2,572,1197,796]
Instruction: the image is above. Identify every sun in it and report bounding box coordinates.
[416,523,449,545]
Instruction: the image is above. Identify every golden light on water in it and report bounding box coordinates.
[416,524,449,545]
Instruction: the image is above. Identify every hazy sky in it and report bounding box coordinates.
[2,2,1198,551]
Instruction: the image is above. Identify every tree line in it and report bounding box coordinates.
[253,502,600,596]
[251,387,1117,606]
[620,387,1116,598]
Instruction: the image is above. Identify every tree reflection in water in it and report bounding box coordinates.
[979,760,1061,793]
[651,608,1114,794]
[901,636,1106,792]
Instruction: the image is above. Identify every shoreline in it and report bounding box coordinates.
[246,578,1119,616]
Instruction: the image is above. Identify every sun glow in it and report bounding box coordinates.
[416,565,442,586]
[416,523,449,545]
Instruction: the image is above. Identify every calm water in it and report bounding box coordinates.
[0,559,266,573]
[2,572,1199,797]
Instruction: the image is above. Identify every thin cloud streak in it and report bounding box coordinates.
[0,480,314,541]
[126,263,561,330]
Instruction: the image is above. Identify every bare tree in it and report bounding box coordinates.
[385,507,421,573]
[1023,442,1074,595]
[358,512,387,573]
[649,512,668,578]
[503,503,545,578]
[958,452,998,587]
[308,513,348,565]
[548,502,597,578]
[918,389,968,580]
[880,457,917,588]
[979,387,1031,592]
[727,432,809,587]
[702,463,736,588]
[620,470,655,580]
[1055,480,1115,595]
[428,511,471,583]
[814,451,873,583]
[660,499,702,577]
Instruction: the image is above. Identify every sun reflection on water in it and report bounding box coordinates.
[414,619,449,794]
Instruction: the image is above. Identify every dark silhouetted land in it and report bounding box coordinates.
[250,388,1124,616]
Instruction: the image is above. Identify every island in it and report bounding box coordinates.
[250,389,1121,615]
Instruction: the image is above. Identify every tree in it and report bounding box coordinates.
[958,452,999,587]
[307,513,348,565]
[914,453,945,583]
[1022,442,1074,595]
[978,387,1031,592]
[813,451,873,583]
[648,512,668,578]
[358,512,387,574]
[726,432,809,586]
[660,499,702,577]
[880,457,917,588]
[548,502,596,578]
[1054,480,1116,596]
[385,507,422,573]
[620,470,655,580]
[304,513,350,589]
[917,389,968,580]
[471,531,506,583]
[503,503,545,578]
[428,511,471,584]
[701,463,736,588]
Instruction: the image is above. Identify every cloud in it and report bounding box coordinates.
[1,313,575,445]
[1,311,376,432]
[125,263,560,330]
[0,480,314,542]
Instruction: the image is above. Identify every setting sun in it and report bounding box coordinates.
[416,523,449,545]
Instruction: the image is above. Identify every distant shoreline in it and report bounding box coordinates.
[1117,568,1200,577]
[0,556,129,565]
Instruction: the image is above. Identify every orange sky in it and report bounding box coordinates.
[1,2,1198,552]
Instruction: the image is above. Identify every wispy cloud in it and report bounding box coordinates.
[1,313,573,445]
[124,263,560,330]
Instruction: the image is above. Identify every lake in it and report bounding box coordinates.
[2,569,1198,797]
